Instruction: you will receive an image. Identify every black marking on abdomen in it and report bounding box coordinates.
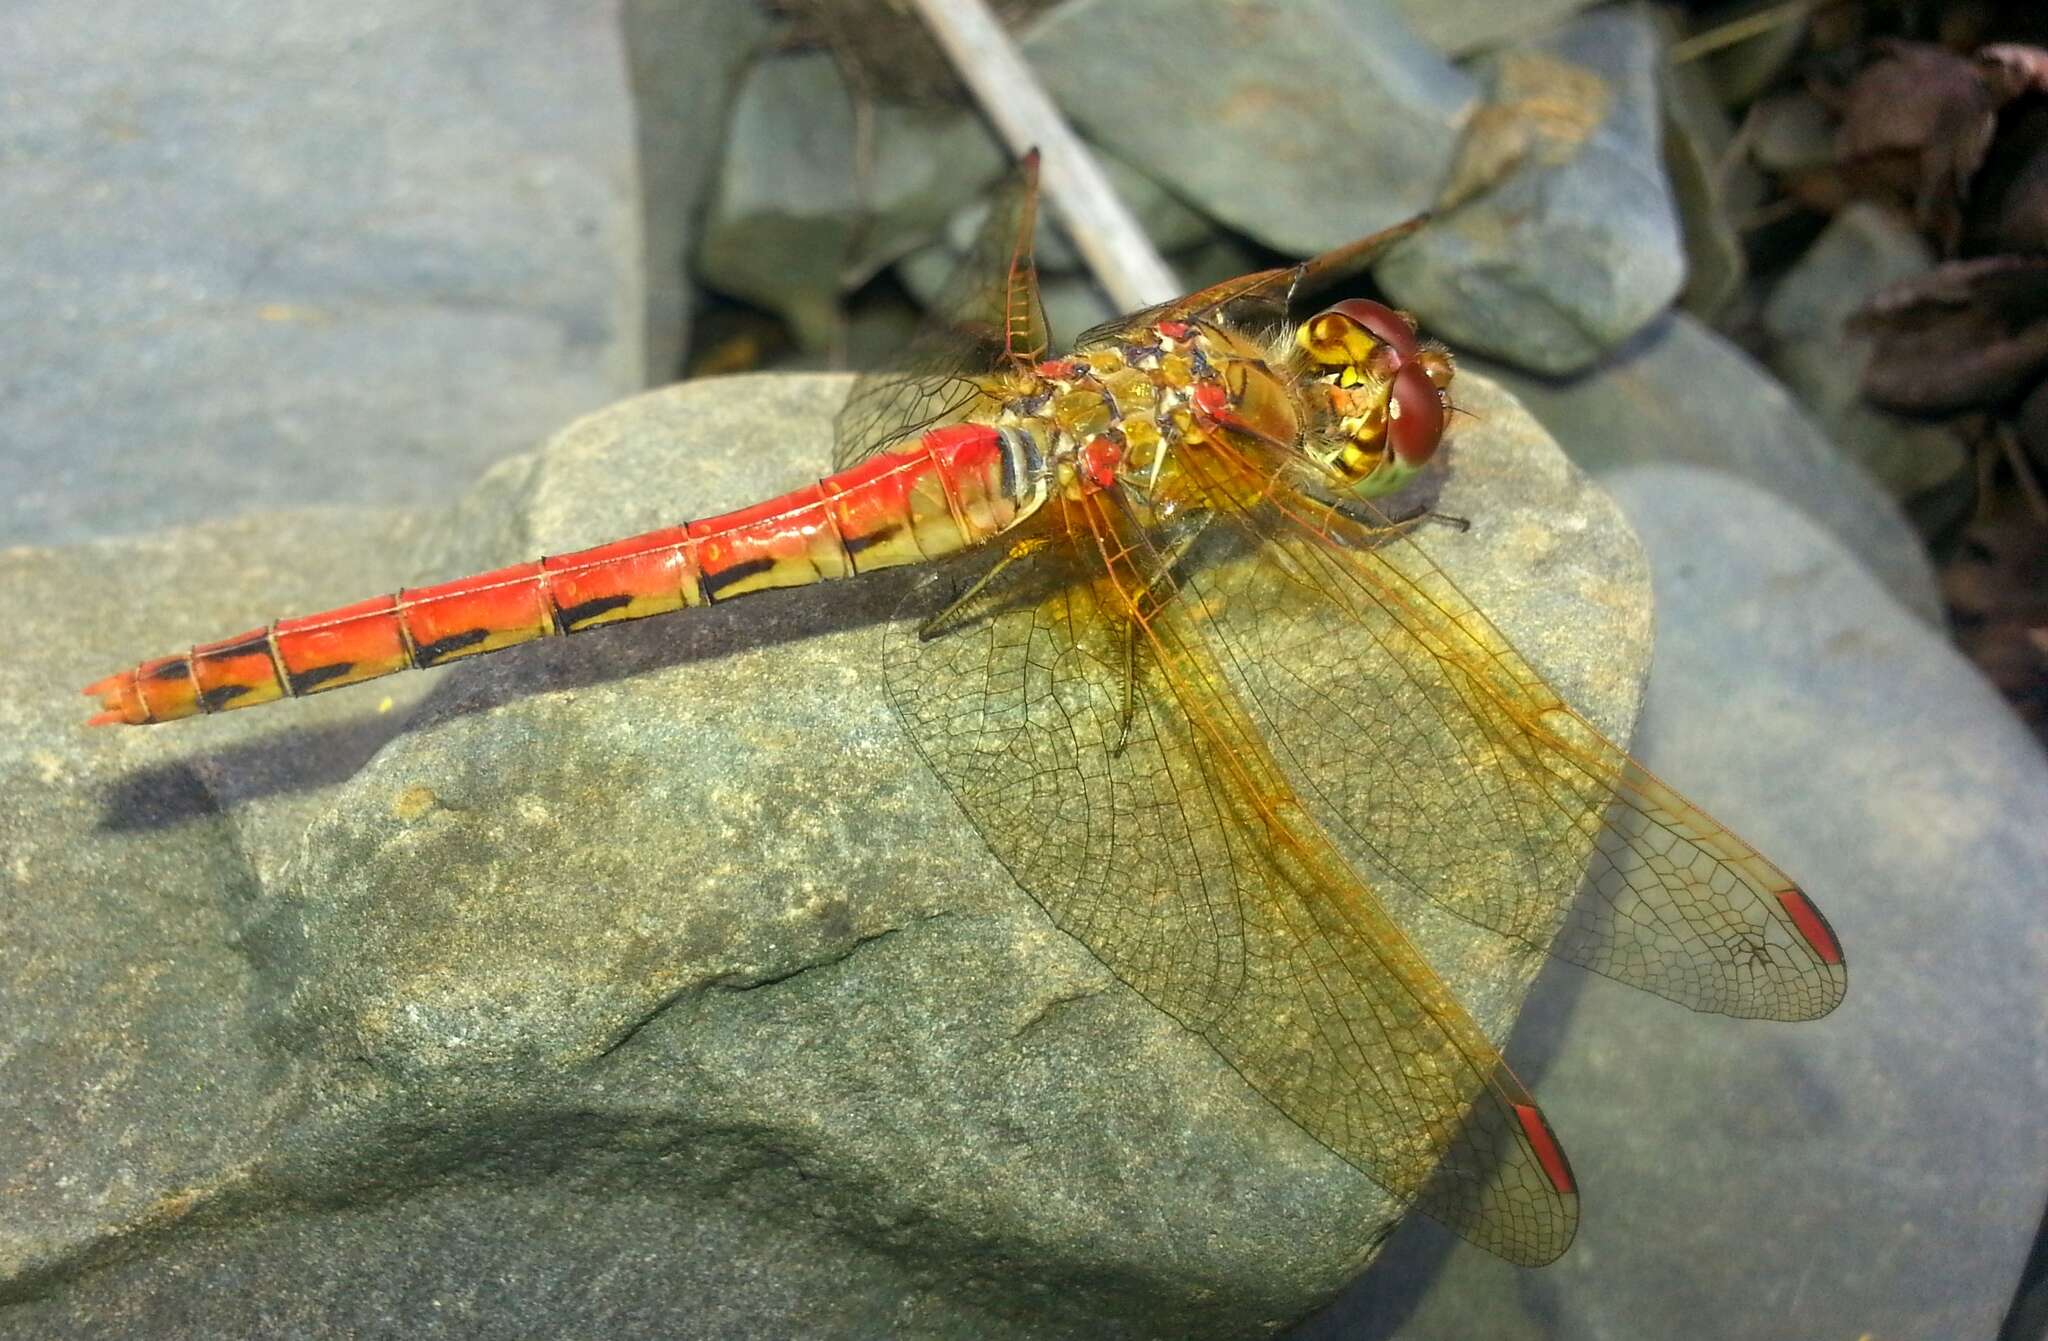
[150,658,193,681]
[412,627,491,667]
[555,593,634,633]
[843,524,901,558]
[698,556,776,602]
[288,661,356,694]
[205,635,270,660]
[198,684,250,712]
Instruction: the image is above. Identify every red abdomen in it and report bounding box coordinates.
[83,424,1038,725]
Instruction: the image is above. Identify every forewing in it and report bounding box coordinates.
[883,500,1578,1266]
[1176,445,1846,1023]
[1071,214,1429,352]
[832,153,1050,469]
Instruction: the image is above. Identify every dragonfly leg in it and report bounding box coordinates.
[1332,497,1471,535]
[918,537,1053,642]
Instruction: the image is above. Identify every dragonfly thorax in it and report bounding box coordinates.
[1005,318,1310,502]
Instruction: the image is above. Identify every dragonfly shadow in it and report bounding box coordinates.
[92,566,924,832]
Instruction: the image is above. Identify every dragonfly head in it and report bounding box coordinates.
[1294,299,1454,499]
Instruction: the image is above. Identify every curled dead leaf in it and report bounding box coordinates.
[1969,100,2048,254]
[1853,255,2048,412]
[1835,40,2004,251]
[1977,43,2048,103]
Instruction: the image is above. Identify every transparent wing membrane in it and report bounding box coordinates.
[832,154,1050,469]
[885,503,1579,1265]
[1177,443,1846,1022]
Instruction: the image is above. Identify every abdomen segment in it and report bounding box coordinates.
[83,424,1037,725]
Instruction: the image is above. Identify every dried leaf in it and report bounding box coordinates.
[1969,102,2048,254]
[1942,472,2048,740]
[1835,40,2002,250]
[1854,256,2048,412]
[1978,43,2048,103]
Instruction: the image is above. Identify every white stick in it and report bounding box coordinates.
[906,0,1183,310]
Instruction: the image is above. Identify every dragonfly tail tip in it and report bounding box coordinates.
[81,671,143,726]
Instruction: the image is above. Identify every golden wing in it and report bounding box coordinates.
[883,486,1580,1266]
[1175,435,1846,1022]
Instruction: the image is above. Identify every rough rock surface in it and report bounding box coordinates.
[1297,466,2048,1340]
[1386,0,1603,57]
[1762,203,1972,540]
[1,373,1647,1338]
[0,0,643,548]
[1376,6,1687,377]
[696,52,1006,349]
[1025,0,1475,256]
[1659,13,1765,320]
[1470,312,1945,624]
[623,0,773,380]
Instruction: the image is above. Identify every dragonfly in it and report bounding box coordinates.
[81,153,1844,1267]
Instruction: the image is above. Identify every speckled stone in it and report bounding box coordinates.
[695,53,1006,349]
[2,372,1646,1338]
[1024,0,1475,256]
[0,0,642,549]
[1468,311,1945,624]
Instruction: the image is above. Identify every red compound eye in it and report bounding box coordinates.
[1325,298,1419,365]
[1387,361,1444,465]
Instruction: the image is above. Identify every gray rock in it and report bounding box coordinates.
[1660,13,1767,319]
[1762,203,1972,538]
[3,372,1649,1337]
[1024,0,1475,256]
[1469,312,1945,623]
[1747,89,1838,175]
[0,0,643,549]
[694,51,857,347]
[1383,0,1603,57]
[696,52,1005,349]
[1376,5,1688,375]
[0,505,443,1302]
[943,148,1218,277]
[1700,5,1807,106]
[623,0,774,380]
[1298,464,2048,1339]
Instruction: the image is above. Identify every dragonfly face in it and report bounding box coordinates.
[1295,299,1456,500]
